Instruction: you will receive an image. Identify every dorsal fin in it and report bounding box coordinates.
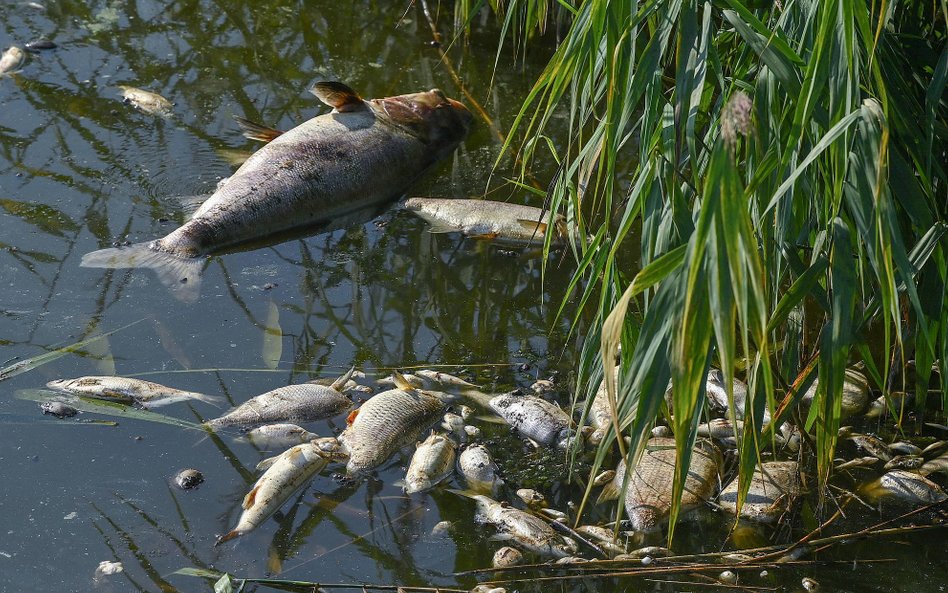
[310,81,365,112]
[330,366,357,391]
[233,115,284,143]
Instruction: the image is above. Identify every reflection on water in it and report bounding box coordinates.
[1,2,946,593]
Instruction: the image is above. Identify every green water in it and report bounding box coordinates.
[1,2,945,592]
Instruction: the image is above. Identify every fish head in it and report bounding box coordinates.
[312,437,347,460]
[373,89,473,148]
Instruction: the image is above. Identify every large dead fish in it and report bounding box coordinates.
[338,375,446,475]
[45,376,221,408]
[718,461,800,523]
[489,393,577,449]
[402,197,569,246]
[216,437,344,544]
[206,368,354,428]
[82,82,472,301]
[602,437,721,531]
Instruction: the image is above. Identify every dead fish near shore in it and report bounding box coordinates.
[706,369,770,423]
[82,82,472,302]
[862,469,947,505]
[471,494,578,558]
[719,461,800,523]
[403,198,569,246]
[217,437,345,544]
[802,368,870,419]
[206,369,354,428]
[240,423,320,449]
[489,393,577,449]
[118,86,172,116]
[601,438,721,531]
[0,46,26,75]
[338,375,447,475]
[401,433,457,494]
[587,365,619,446]
[46,376,222,408]
[457,444,503,494]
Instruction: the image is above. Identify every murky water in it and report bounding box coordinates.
[1,2,945,592]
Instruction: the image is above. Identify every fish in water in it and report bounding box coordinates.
[457,443,503,494]
[705,369,771,424]
[338,374,447,475]
[601,437,721,531]
[217,437,345,544]
[402,433,457,494]
[402,197,569,246]
[489,393,576,449]
[470,494,578,558]
[801,368,870,419]
[587,364,619,445]
[862,469,947,505]
[240,423,321,449]
[718,461,800,523]
[118,86,173,116]
[46,376,222,408]
[0,46,26,75]
[82,82,472,302]
[207,369,354,428]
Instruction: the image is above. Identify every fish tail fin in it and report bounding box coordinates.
[215,530,241,546]
[189,392,225,407]
[81,242,205,303]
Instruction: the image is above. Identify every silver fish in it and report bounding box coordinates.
[46,376,221,408]
[920,451,948,477]
[515,488,546,508]
[241,423,320,449]
[575,525,627,557]
[118,86,172,116]
[705,369,771,423]
[217,437,344,544]
[697,418,744,447]
[457,444,503,494]
[402,433,457,494]
[489,393,576,449]
[378,369,485,404]
[587,365,619,445]
[82,82,472,302]
[207,371,353,428]
[718,461,800,523]
[864,469,947,504]
[403,197,570,246]
[338,375,446,475]
[472,494,577,558]
[0,46,25,75]
[802,368,869,419]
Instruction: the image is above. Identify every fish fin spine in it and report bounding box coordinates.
[233,115,284,142]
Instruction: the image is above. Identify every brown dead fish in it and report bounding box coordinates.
[206,368,353,428]
[606,437,722,531]
[719,461,800,523]
[338,374,446,475]
[402,197,569,246]
[82,82,472,301]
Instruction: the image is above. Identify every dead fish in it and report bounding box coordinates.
[719,461,800,523]
[24,38,56,52]
[441,412,465,435]
[489,393,576,449]
[458,443,503,494]
[697,418,744,447]
[378,369,483,403]
[207,370,353,428]
[575,525,627,557]
[241,423,320,449]
[0,46,25,75]
[863,469,947,504]
[587,365,619,445]
[338,374,446,475]
[920,451,948,477]
[217,437,344,544]
[82,82,472,302]
[845,432,892,461]
[173,468,204,490]
[835,456,880,471]
[888,441,922,456]
[492,546,523,568]
[40,400,78,418]
[118,86,172,116]
[401,433,456,494]
[605,438,721,531]
[46,376,221,408]
[883,455,925,471]
[472,494,578,558]
[705,369,770,423]
[802,368,870,419]
[515,488,546,508]
[402,197,570,246]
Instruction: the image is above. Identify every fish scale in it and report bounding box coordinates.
[339,387,446,475]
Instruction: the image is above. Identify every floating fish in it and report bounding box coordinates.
[207,369,353,428]
[118,86,173,116]
[586,365,618,445]
[802,368,870,419]
[489,393,576,449]
[240,423,320,449]
[471,494,577,558]
[0,46,25,75]
[46,376,221,408]
[718,461,800,523]
[402,197,570,246]
[402,433,456,494]
[82,82,472,302]
[217,437,344,544]
[457,444,502,494]
[863,469,947,504]
[705,369,771,423]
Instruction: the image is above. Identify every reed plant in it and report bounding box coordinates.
[461,0,948,538]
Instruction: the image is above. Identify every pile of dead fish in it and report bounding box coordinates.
[36,361,947,589]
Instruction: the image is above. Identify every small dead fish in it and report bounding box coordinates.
[705,369,770,422]
[883,455,925,471]
[458,444,503,494]
[515,488,546,508]
[719,461,800,523]
[472,494,577,558]
[173,468,204,490]
[835,456,880,471]
[530,379,555,394]
[888,441,922,456]
[217,438,344,544]
[0,46,25,75]
[25,38,56,52]
[46,376,221,408]
[489,393,576,449]
[40,400,78,418]
[378,369,483,402]
[697,418,743,447]
[847,433,892,461]
[403,197,571,246]
[241,423,320,449]
[492,546,523,568]
[402,433,457,494]
[802,368,870,419]
[575,525,627,557]
[920,451,948,477]
[207,369,353,428]
[441,412,465,435]
[864,469,947,504]
[587,365,618,445]
[119,86,172,116]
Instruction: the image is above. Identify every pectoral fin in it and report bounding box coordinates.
[233,116,284,142]
[310,81,365,112]
[242,485,261,509]
[517,219,548,234]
